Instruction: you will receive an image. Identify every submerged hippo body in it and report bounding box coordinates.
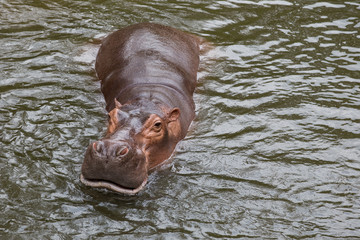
[81,23,199,194]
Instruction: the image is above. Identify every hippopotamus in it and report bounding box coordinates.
[80,23,200,195]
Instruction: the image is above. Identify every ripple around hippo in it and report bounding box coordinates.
[1,0,360,239]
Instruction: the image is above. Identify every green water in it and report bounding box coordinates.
[1,0,360,239]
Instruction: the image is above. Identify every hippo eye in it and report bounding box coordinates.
[153,121,162,131]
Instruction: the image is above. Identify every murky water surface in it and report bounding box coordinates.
[1,0,360,239]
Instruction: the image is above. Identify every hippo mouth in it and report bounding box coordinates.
[80,174,148,195]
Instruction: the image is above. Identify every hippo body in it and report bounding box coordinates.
[81,23,200,194]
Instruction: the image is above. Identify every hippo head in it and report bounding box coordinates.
[81,98,181,195]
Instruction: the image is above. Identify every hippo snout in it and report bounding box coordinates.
[81,139,148,194]
[92,140,129,158]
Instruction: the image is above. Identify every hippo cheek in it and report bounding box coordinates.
[142,140,176,170]
[81,141,148,195]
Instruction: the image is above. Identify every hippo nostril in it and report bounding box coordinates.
[116,147,129,157]
[93,141,104,153]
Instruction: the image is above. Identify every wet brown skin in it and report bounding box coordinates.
[81,23,200,194]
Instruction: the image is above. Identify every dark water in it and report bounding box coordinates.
[1,0,360,239]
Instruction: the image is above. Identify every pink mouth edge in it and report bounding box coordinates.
[80,174,148,195]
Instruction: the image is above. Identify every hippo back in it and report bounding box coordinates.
[95,23,200,113]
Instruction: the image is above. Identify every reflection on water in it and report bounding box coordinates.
[1,0,360,238]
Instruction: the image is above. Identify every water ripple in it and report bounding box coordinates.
[1,0,360,239]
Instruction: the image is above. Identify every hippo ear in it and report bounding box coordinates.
[107,107,119,134]
[114,98,122,109]
[168,108,180,122]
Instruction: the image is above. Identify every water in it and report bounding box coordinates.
[1,0,360,239]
